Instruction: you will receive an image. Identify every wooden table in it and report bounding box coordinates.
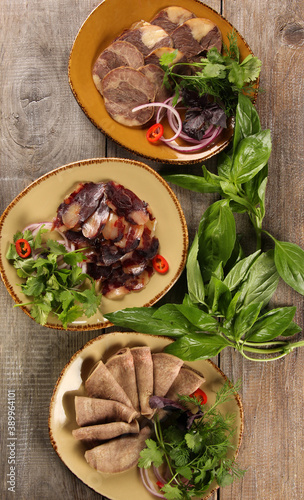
[1,1,304,499]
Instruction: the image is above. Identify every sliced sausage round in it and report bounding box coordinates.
[150,6,196,34]
[92,41,144,94]
[171,17,222,59]
[101,67,156,126]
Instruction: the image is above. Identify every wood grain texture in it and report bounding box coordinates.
[0,0,303,499]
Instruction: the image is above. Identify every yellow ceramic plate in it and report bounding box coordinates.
[49,331,244,500]
[69,0,256,164]
[0,158,188,331]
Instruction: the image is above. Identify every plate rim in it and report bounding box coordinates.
[68,0,257,164]
[0,157,188,331]
[48,331,244,500]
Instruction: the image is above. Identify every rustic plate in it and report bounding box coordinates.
[49,331,244,500]
[68,0,256,164]
[0,158,188,331]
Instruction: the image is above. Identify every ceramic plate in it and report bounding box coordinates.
[69,0,256,164]
[49,331,244,500]
[0,158,188,331]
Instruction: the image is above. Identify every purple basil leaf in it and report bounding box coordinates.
[187,410,204,429]
[149,396,185,411]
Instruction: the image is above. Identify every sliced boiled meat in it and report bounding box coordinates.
[72,419,139,442]
[150,6,196,34]
[101,67,155,126]
[53,180,159,299]
[53,182,105,230]
[84,425,151,473]
[117,23,173,56]
[74,396,139,426]
[138,64,172,103]
[106,181,150,225]
[81,196,110,239]
[171,18,222,59]
[92,41,144,94]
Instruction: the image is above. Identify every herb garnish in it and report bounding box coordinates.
[139,380,245,499]
[6,227,101,328]
[160,30,262,115]
[105,94,304,362]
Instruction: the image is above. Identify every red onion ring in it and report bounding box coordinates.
[132,103,182,143]
[139,468,166,498]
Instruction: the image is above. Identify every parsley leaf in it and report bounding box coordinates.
[7,228,102,328]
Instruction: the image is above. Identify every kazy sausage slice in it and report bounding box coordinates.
[171,17,222,59]
[92,41,144,94]
[117,23,173,56]
[101,67,156,126]
[150,6,196,34]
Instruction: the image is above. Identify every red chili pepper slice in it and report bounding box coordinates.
[15,238,31,258]
[156,480,164,489]
[152,254,169,274]
[146,123,164,143]
[191,388,208,405]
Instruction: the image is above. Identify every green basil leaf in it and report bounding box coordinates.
[224,250,261,291]
[206,275,231,315]
[237,250,279,308]
[273,240,304,295]
[105,308,188,337]
[224,291,242,321]
[233,93,261,151]
[174,304,219,332]
[163,174,220,194]
[217,151,233,180]
[231,130,272,184]
[233,302,263,340]
[198,200,236,282]
[152,304,197,332]
[243,164,268,209]
[245,306,297,342]
[186,233,205,304]
[280,321,302,337]
[164,333,231,361]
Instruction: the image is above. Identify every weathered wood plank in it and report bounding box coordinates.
[220,1,304,499]
[1,0,304,499]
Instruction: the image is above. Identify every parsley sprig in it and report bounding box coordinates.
[139,381,245,499]
[6,227,101,328]
[160,30,261,114]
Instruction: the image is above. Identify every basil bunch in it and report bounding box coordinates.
[105,95,304,362]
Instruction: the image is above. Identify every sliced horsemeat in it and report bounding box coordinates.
[117,23,173,57]
[150,6,196,34]
[138,64,172,103]
[53,181,159,299]
[171,17,222,59]
[92,41,144,94]
[101,67,155,126]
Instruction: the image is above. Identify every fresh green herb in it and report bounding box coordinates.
[139,380,245,499]
[105,94,304,362]
[160,30,261,113]
[6,227,101,328]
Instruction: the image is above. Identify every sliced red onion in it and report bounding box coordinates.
[139,467,166,498]
[164,125,223,152]
[132,103,182,143]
